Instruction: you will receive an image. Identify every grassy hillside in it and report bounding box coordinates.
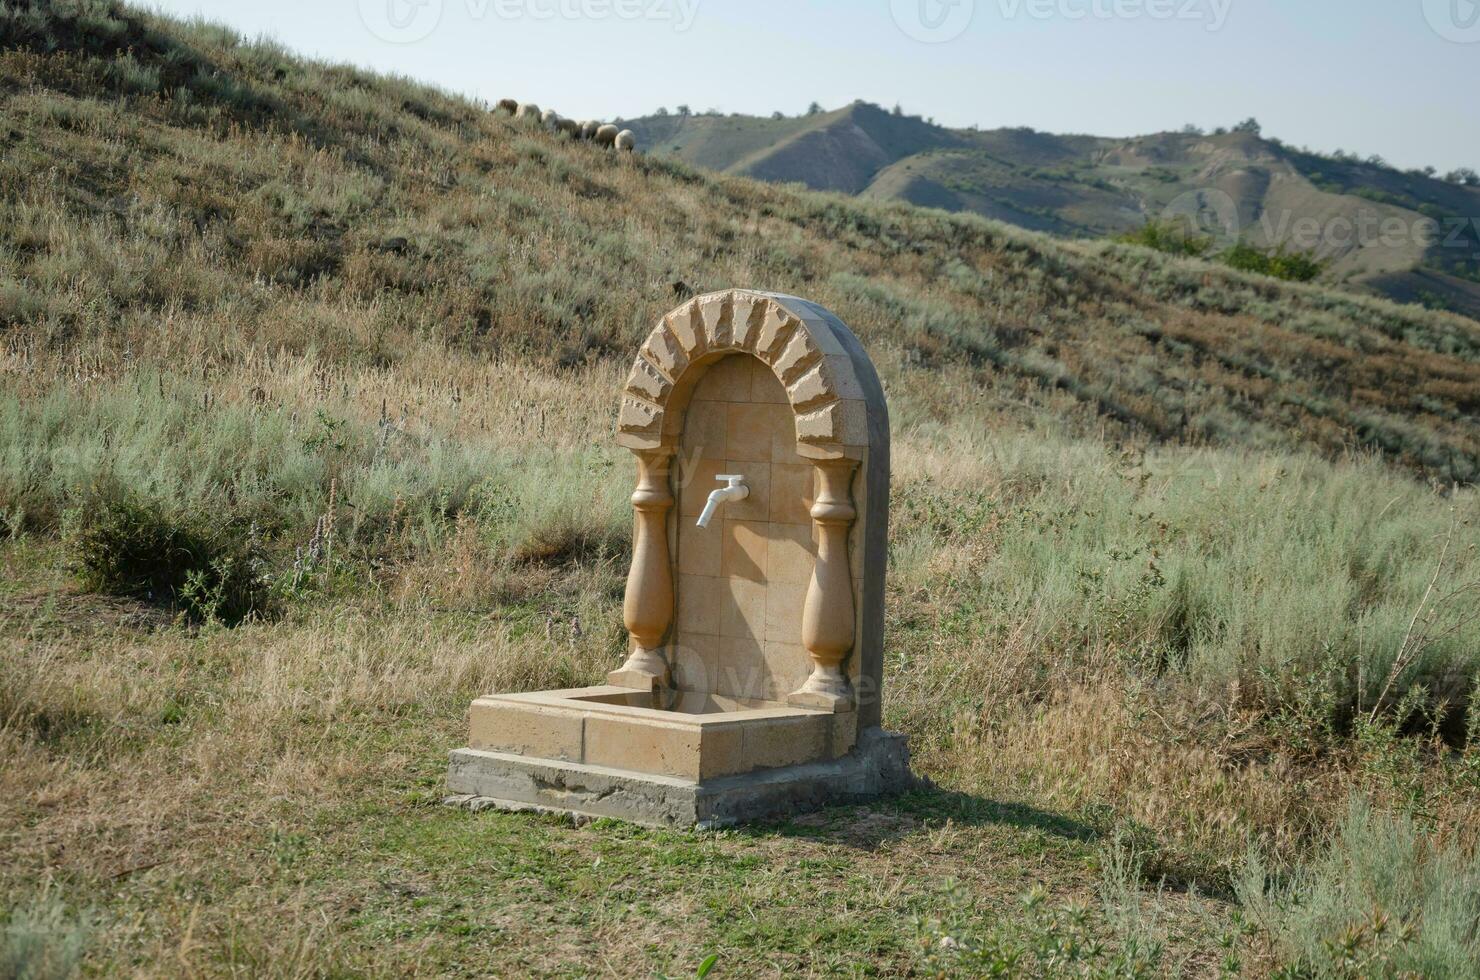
[626,103,1480,319]
[2,30,1478,483]
[4,3,1480,976]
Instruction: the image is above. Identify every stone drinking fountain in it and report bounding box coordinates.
[447,289,917,827]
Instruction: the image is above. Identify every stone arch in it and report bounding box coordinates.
[616,290,874,460]
[610,290,890,727]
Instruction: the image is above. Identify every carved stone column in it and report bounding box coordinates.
[609,448,675,691]
[789,458,859,712]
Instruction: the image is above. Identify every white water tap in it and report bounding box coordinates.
[696,474,748,528]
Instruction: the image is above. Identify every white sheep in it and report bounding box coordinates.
[615,129,636,153]
[594,124,619,147]
[495,98,518,115]
[578,120,599,141]
[541,108,562,131]
[515,102,541,120]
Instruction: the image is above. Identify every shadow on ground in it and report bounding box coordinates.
[741,788,1101,853]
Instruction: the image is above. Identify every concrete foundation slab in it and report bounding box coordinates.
[447,726,920,829]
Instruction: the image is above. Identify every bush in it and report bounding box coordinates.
[1116,221,1211,258]
[2,891,91,980]
[1116,227,1325,283]
[64,486,268,625]
[1220,242,1324,283]
[1237,796,1480,976]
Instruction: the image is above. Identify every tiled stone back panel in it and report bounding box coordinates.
[670,355,864,700]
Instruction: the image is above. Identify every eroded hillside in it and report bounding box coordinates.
[628,103,1480,319]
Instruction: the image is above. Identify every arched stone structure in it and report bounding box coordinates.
[448,289,915,827]
[616,290,876,459]
[610,290,890,729]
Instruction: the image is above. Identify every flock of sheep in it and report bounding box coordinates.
[495,99,636,152]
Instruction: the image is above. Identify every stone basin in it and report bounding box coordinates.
[465,685,855,781]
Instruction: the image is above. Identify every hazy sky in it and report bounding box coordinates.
[146,0,1478,172]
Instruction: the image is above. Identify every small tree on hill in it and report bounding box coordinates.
[676,104,690,116]
[1445,167,1480,186]
[1232,117,1262,136]
[806,101,823,115]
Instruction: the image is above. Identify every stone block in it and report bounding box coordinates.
[794,402,840,444]
[720,520,768,581]
[681,402,728,458]
[764,584,805,642]
[641,323,687,379]
[677,573,722,636]
[768,467,814,525]
[785,359,834,411]
[772,331,820,385]
[677,521,721,577]
[666,303,707,358]
[755,309,800,362]
[699,723,746,779]
[699,295,732,349]
[627,354,671,402]
[726,403,785,462]
[468,699,583,761]
[585,715,704,779]
[750,359,789,403]
[694,355,750,401]
[671,634,719,691]
[717,636,767,699]
[742,715,827,771]
[720,576,766,639]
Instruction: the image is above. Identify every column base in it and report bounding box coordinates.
[606,666,669,691]
[787,689,854,713]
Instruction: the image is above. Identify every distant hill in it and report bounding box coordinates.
[2,5,1478,483]
[625,103,1480,319]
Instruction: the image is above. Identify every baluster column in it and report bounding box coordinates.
[609,448,675,690]
[789,458,859,712]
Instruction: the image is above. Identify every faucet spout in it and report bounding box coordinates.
[696,474,748,528]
